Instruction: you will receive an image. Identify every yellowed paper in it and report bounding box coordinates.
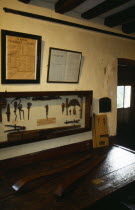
[6,36,37,80]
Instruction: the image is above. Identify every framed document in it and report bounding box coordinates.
[47,48,82,83]
[1,30,41,84]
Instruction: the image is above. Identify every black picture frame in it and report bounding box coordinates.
[47,48,82,83]
[1,29,41,84]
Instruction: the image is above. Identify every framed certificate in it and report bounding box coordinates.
[1,30,41,84]
[47,48,82,83]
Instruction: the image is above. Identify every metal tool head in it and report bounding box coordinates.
[27,102,32,108]
[68,99,80,107]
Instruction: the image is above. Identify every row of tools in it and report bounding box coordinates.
[4,119,80,133]
[1,97,82,133]
[6,102,32,122]
[2,97,83,122]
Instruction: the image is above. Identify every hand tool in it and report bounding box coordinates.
[66,98,68,116]
[45,105,49,119]
[79,96,83,119]
[73,107,76,115]
[14,101,18,121]
[27,102,32,120]
[64,119,80,124]
[6,104,10,122]
[11,97,30,104]
[68,99,80,116]
[18,104,21,120]
[18,104,24,119]
[61,103,65,114]
[0,98,7,122]
[4,124,26,132]
[18,104,24,120]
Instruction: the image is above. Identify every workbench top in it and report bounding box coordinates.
[1,145,135,209]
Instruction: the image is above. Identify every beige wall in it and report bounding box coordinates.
[0,0,135,159]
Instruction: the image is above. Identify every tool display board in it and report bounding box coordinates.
[0,91,92,148]
[92,114,109,148]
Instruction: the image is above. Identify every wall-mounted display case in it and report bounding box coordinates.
[0,91,93,148]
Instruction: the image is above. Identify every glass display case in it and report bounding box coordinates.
[0,91,93,148]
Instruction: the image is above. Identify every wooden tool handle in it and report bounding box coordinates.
[12,153,94,192]
[66,98,68,116]
[54,154,106,197]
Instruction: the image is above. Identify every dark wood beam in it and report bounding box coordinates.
[55,0,87,14]
[118,58,135,67]
[81,0,130,19]
[104,5,135,27]
[18,0,31,3]
[3,8,135,41]
[122,20,135,34]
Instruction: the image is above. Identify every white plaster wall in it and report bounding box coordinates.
[0,0,135,159]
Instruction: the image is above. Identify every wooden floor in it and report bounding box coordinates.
[1,145,135,209]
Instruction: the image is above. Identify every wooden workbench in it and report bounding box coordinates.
[1,145,135,209]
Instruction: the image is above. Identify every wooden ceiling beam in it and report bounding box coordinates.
[81,0,130,19]
[18,0,31,3]
[104,5,135,27]
[118,58,135,67]
[122,20,135,34]
[55,0,87,14]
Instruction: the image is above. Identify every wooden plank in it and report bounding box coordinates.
[37,118,56,126]
[1,161,135,209]
[1,146,135,209]
[0,90,92,98]
[122,20,135,34]
[0,140,92,172]
[54,154,106,196]
[81,0,130,19]
[92,114,109,148]
[104,5,135,27]
[7,125,81,142]
[71,162,135,209]
[1,127,88,148]
[55,0,87,14]
[12,153,94,192]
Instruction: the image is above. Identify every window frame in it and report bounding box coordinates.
[117,85,131,109]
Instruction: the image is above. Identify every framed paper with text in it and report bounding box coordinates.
[1,30,41,84]
[47,48,82,83]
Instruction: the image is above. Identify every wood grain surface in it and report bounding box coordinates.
[1,145,135,210]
